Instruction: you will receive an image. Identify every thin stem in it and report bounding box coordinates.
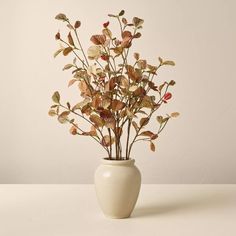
[125,120,131,159]
[59,39,87,68]
[108,128,112,159]
[127,85,170,158]
[74,30,89,66]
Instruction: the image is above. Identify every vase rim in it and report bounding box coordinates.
[101,158,135,165]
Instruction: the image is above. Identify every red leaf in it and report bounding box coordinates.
[163,92,172,100]
[55,32,60,40]
[101,54,109,61]
[103,21,109,28]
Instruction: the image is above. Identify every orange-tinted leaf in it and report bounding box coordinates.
[150,141,155,152]
[63,47,73,56]
[89,114,104,127]
[58,111,70,124]
[68,79,77,87]
[132,121,139,132]
[111,100,125,111]
[68,32,75,46]
[90,35,106,45]
[69,126,78,135]
[140,131,154,137]
[134,52,140,60]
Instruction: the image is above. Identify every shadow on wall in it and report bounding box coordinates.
[132,190,232,218]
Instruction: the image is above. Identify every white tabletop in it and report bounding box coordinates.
[0,185,235,236]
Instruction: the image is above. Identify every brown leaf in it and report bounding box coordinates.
[58,111,70,124]
[133,87,146,97]
[68,32,75,46]
[55,32,60,40]
[140,117,149,127]
[140,131,154,137]
[104,117,116,129]
[101,135,115,147]
[134,52,140,60]
[169,80,176,86]
[89,114,104,127]
[74,21,81,28]
[90,35,106,45]
[69,126,78,135]
[137,60,147,69]
[91,94,102,109]
[133,32,141,38]
[111,100,126,111]
[150,141,155,152]
[63,47,73,56]
[132,121,139,132]
[122,17,127,25]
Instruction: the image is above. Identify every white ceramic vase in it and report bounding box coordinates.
[94,158,141,219]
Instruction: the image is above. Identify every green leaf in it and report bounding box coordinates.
[63,64,74,70]
[162,60,175,66]
[55,13,68,21]
[52,91,60,104]
[171,112,180,118]
[132,17,144,28]
[156,116,163,124]
[53,48,64,58]
[119,10,125,16]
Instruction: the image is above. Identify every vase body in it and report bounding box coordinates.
[94,158,141,219]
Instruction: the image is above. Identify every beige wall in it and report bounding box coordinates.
[0,0,236,183]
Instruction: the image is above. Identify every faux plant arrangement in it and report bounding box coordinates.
[49,10,179,218]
